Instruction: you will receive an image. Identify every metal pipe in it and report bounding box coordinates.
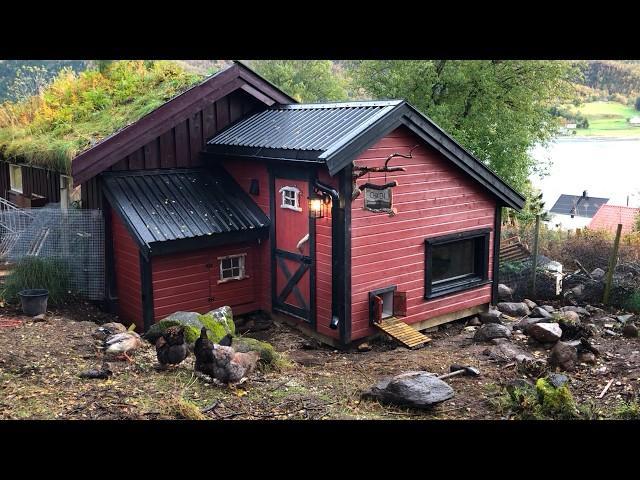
[313,179,340,330]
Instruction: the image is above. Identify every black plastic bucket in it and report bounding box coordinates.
[18,289,49,316]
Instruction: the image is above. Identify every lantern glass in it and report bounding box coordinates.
[309,196,324,219]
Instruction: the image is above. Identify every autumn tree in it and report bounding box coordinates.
[249,60,348,103]
[346,60,578,192]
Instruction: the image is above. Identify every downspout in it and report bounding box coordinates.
[313,179,344,339]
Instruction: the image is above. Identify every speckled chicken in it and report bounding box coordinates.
[155,326,188,367]
[194,327,254,383]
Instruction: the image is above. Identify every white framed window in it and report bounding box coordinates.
[9,164,23,194]
[218,253,247,283]
[279,186,302,212]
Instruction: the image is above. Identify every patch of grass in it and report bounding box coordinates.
[163,397,206,420]
[566,101,640,137]
[0,61,205,173]
[1,257,71,305]
[612,401,640,420]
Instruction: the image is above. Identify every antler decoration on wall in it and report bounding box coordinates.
[351,145,419,200]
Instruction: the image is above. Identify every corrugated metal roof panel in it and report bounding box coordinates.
[103,168,270,253]
[208,100,402,152]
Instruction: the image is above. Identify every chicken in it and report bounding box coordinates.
[102,331,143,362]
[194,327,258,384]
[92,322,127,342]
[155,326,188,367]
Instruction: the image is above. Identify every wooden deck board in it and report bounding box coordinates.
[374,317,431,348]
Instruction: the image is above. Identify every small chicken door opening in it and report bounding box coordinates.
[379,290,394,319]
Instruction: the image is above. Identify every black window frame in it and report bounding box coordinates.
[424,228,491,299]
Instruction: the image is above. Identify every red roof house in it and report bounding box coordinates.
[589,205,640,234]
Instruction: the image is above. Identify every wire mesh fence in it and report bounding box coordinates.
[2,205,104,300]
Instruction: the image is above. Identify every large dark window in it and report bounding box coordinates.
[425,228,491,299]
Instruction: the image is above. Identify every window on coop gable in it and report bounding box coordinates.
[279,186,302,211]
[218,253,248,283]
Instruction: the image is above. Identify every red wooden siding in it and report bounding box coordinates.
[0,161,61,205]
[0,162,9,198]
[151,243,261,321]
[350,126,496,340]
[221,158,271,313]
[315,168,339,339]
[111,210,143,330]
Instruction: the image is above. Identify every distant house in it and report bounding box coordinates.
[548,191,609,230]
[565,123,577,129]
[589,205,640,234]
[629,116,640,126]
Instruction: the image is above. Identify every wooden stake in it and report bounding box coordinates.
[530,215,541,298]
[603,223,623,305]
[597,378,614,399]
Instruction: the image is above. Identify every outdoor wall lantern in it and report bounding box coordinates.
[308,191,331,219]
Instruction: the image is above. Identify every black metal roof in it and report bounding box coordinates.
[206,100,525,210]
[103,168,270,257]
[550,194,609,218]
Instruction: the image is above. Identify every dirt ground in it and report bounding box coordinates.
[1,300,639,420]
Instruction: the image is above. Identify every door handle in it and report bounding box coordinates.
[296,233,309,252]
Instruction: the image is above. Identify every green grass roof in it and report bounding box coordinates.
[0,61,206,174]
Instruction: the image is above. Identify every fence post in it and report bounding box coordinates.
[530,215,541,298]
[603,223,623,305]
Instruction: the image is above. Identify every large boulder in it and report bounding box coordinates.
[527,322,562,343]
[479,309,502,324]
[591,268,606,280]
[233,336,279,365]
[513,317,547,333]
[497,302,531,317]
[531,307,552,319]
[559,306,590,317]
[498,284,513,300]
[144,306,235,344]
[473,323,511,342]
[548,341,578,371]
[560,311,580,323]
[523,299,537,310]
[362,371,454,409]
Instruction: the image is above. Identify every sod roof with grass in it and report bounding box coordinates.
[0,61,207,174]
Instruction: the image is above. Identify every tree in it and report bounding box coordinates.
[346,60,578,192]
[6,65,51,101]
[249,60,348,103]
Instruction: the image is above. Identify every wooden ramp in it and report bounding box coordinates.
[375,317,431,349]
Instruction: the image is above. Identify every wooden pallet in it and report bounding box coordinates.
[374,317,431,349]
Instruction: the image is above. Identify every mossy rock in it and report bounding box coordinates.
[233,336,279,366]
[535,377,577,419]
[144,307,235,345]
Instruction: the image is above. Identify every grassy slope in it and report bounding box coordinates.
[573,101,640,137]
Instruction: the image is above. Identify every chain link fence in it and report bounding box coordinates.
[2,205,104,300]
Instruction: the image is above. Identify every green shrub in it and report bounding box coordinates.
[625,290,640,313]
[613,401,640,419]
[1,257,71,305]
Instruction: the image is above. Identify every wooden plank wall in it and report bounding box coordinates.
[0,162,9,198]
[106,90,261,173]
[0,162,60,204]
[112,210,143,330]
[350,126,497,341]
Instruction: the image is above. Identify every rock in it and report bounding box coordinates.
[362,371,454,409]
[623,323,639,338]
[548,341,578,371]
[578,352,596,365]
[498,283,513,300]
[561,311,580,324]
[463,326,478,333]
[423,326,439,333]
[513,317,547,332]
[560,306,590,317]
[145,307,236,345]
[547,373,569,388]
[523,299,537,309]
[528,322,563,343]
[616,314,634,324]
[542,305,555,313]
[233,336,279,365]
[531,307,552,319]
[569,284,585,298]
[590,268,606,280]
[483,341,534,363]
[32,313,47,322]
[467,316,482,327]
[301,339,321,350]
[586,305,605,315]
[497,302,531,317]
[479,309,501,324]
[604,329,620,336]
[358,342,372,352]
[473,323,511,342]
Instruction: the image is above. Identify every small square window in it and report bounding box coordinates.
[279,186,302,212]
[9,164,23,194]
[218,254,247,283]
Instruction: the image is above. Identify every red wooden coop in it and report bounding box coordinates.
[71,62,524,347]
